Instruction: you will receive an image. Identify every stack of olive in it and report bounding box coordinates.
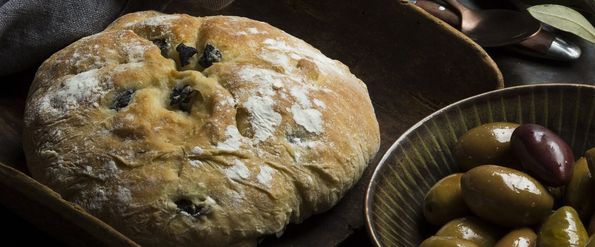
[420,122,595,247]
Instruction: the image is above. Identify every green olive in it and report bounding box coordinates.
[461,165,553,227]
[420,236,480,247]
[538,206,588,247]
[454,122,520,171]
[587,148,595,191]
[436,217,501,247]
[495,228,537,247]
[564,157,593,221]
[423,173,469,225]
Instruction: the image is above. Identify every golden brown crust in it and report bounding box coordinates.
[23,11,380,247]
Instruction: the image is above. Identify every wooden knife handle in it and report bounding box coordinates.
[413,0,461,28]
[517,28,554,54]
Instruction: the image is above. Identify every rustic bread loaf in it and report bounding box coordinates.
[23,11,380,247]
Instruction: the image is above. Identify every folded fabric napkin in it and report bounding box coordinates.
[0,0,237,76]
[0,0,131,76]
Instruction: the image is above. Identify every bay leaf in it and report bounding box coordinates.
[528,4,595,43]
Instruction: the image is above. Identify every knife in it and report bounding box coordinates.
[410,0,581,61]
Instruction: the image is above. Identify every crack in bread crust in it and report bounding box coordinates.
[23,11,380,247]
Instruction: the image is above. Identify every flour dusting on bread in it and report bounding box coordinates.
[217,125,243,151]
[38,68,108,118]
[243,95,282,142]
[23,11,380,247]
[123,15,180,28]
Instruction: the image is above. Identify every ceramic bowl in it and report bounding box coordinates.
[365,83,595,247]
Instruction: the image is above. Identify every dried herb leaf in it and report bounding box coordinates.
[111,89,135,111]
[151,38,169,57]
[175,199,210,217]
[170,85,197,112]
[528,4,595,43]
[199,43,222,68]
[176,43,198,66]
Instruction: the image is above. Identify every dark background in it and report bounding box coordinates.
[0,0,593,246]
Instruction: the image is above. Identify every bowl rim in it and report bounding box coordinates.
[364,83,595,246]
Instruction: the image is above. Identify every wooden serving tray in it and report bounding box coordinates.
[0,0,502,245]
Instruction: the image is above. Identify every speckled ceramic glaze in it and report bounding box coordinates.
[365,84,595,247]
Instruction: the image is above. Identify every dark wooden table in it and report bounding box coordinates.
[0,0,593,246]
[2,41,592,247]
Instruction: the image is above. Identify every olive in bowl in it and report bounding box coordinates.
[454,122,519,171]
[461,165,553,227]
[511,123,575,186]
[494,228,537,247]
[365,84,595,247]
[423,173,469,226]
[538,206,588,247]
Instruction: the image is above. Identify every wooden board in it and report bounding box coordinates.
[0,0,502,246]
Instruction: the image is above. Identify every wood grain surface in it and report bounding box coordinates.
[2,0,591,246]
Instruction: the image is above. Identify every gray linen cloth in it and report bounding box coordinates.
[0,0,235,76]
[0,0,128,76]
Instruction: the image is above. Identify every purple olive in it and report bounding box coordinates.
[511,123,574,186]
